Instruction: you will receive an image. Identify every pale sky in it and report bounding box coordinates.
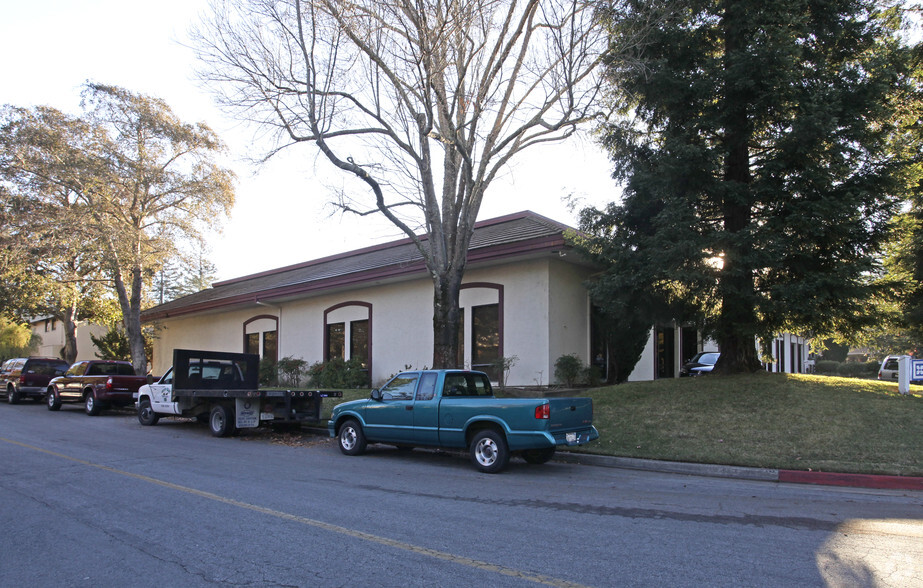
[0,0,618,281]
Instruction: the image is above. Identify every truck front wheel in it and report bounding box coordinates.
[338,419,367,455]
[209,404,236,437]
[138,399,159,426]
[47,388,62,411]
[470,429,510,474]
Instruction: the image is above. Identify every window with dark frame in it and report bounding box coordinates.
[350,320,369,367]
[263,331,278,362]
[327,322,345,361]
[471,304,499,380]
[245,333,259,356]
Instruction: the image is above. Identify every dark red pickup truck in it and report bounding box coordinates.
[47,360,149,415]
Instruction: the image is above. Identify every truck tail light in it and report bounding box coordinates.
[535,404,550,419]
[106,377,113,391]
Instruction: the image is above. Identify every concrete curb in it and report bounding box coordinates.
[556,452,923,491]
[314,426,922,491]
[555,452,779,482]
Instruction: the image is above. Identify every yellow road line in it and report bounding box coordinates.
[1,436,589,588]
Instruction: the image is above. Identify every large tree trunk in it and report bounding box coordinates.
[431,267,465,369]
[61,300,79,364]
[113,264,147,375]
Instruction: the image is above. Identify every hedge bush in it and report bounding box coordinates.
[814,360,880,378]
[308,357,369,388]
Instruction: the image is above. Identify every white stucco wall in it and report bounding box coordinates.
[547,259,593,384]
[31,320,107,362]
[150,308,259,375]
[463,260,551,387]
[148,255,598,387]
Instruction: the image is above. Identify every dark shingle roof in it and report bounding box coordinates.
[142,211,576,320]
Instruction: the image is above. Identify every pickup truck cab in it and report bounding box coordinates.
[47,360,148,415]
[328,370,599,473]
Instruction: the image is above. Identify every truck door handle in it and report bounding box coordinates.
[406,406,413,411]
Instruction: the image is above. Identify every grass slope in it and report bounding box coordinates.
[580,373,923,476]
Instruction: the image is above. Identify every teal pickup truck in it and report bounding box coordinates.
[328,369,599,473]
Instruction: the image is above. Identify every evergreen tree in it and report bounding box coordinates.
[579,0,918,373]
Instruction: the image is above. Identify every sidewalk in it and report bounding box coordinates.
[556,452,923,491]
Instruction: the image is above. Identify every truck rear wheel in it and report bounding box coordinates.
[470,429,510,474]
[138,399,159,426]
[85,391,102,416]
[209,404,236,437]
[338,419,367,455]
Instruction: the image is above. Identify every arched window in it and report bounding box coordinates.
[324,302,372,383]
[243,315,278,362]
[459,283,503,380]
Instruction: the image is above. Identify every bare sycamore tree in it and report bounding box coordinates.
[194,0,609,367]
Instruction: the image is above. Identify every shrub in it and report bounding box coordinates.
[554,354,583,387]
[276,356,308,387]
[837,361,879,378]
[582,365,602,387]
[308,357,369,388]
[259,357,278,386]
[491,355,519,388]
[814,360,840,375]
[815,360,879,379]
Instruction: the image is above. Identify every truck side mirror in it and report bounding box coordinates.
[370,389,382,401]
[146,374,154,385]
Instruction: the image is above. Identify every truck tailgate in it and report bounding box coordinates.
[548,397,594,431]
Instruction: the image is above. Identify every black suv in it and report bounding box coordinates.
[2,357,71,404]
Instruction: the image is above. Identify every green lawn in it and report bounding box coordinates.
[324,373,923,476]
[577,373,923,476]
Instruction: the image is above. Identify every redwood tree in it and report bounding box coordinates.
[579,0,918,373]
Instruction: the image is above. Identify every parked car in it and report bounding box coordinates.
[0,359,15,378]
[680,352,720,377]
[2,357,71,404]
[878,355,922,385]
[47,360,149,415]
[329,369,598,473]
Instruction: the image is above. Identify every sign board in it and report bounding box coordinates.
[236,398,260,428]
[914,359,923,381]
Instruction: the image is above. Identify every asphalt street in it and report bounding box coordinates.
[1,402,921,587]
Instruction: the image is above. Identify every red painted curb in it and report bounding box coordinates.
[779,470,923,491]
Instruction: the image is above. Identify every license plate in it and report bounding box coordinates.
[566,432,577,443]
[260,412,275,421]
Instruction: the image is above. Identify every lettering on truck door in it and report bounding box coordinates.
[151,369,176,414]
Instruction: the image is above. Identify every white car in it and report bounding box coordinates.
[878,355,922,384]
